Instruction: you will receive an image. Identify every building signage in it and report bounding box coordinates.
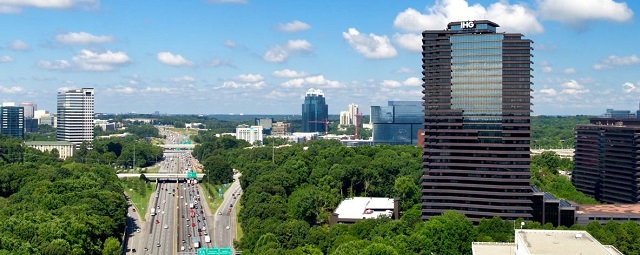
[461,21,474,29]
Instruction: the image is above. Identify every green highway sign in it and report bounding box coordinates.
[197,247,232,255]
[187,171,197,179]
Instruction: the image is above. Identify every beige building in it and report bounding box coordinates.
[271,122,291,136]
[25,141,75,159]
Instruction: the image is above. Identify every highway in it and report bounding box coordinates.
[212,174,242,249]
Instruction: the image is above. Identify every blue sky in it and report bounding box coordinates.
[0,0,638,115]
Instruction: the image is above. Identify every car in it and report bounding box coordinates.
[218,212,222,215]
[132,248,136,253]
[226,226,230,230]
[188,233,191,237]
[164,225,168,229]
[182,239,186,243]
[156,242,161,247]
[155,220,159,224]
[181,246,185,251]
[132,208,136,212]
[135,228,141,233]
[199,232,202,236]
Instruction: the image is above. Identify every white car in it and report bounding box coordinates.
[164,225,168,229]
[226,226,230,230]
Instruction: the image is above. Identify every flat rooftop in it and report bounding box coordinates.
[576,204,640,215]
[25,141,74,146]
[517,230,623,255]
[333,197,394,220]
[472,242,514,255]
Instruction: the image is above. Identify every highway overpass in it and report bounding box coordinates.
[117,173,205,181]
[159,144,196,150]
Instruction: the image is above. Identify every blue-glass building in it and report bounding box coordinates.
[371,101,422,145]
[422,20,534,222]
[301,88,328,133]
[0,105,24,139]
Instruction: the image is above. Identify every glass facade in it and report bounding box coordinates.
[371,101,422,145]
[0,106,24,139]
[422,20,534,222]
[301,88,328,133]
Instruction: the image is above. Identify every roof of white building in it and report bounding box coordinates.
[333,197,394,220]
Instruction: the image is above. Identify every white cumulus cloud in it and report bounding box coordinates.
[342,28,397,59]
[381,80,402,88]
[172,76,196,84]
[403,77,422,86]
[8,39,29,51]
[538,88,558,96]
[263,39,313,63]
[157,52,194,67]
[0,85,23,94]
[0,0,98,12]
[236,74,264,83]
[276,20,311,33]
[224,39,236,48]
[272,69,307,78]
[37,60,71,70]
[538,0,634,26]
[281,75,341,88]
[218,81,265,89]
[622,82,640,93]
[393,0,543,34]
[561,80,589,95]
[55,32,114,44]
[0,55,13,63]
[593,55,640,70]
[392,33,422,52]
[72,49,131,71]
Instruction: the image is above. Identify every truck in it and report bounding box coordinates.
[192,237,200,248]
[150,207,156,216]
[189,203,194,209]
[204,235,211,243]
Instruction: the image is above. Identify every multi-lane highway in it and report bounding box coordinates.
[213,174,242,248]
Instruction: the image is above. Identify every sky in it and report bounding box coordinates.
[0,0,639,115]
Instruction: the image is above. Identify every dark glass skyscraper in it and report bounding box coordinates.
[421,20,533,222]
[0,105,25,139]
[302,88,328,133]
[371,101,423,145]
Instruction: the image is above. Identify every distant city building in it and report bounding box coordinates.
[235,125,263,145]
[1,103,25,139]
[301,88,328,133]
[25,141,75,159]
[574,117,640,203]
[39,113,55,126]
[57,88,94,147]
[574,204,640,225]
[339,103,359,126]
[24,118,39,133]
[603,108,635,118]
[94,119,116,131]
[255,118,273,135]
[271,121,291,136]
[330,197,398,225]
[370,101,422,145]
[19,102,36,119]
[422,20,534,222]
[472,229,623,255]
[339,111,350,126]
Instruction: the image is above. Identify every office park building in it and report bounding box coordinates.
[57,88,95,147]
[421,20,534,222]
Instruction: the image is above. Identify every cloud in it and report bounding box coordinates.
[393,0,543,34]
[342,28,397,59]
[0,85,23,94]
[272,69,307,78]
[281,75,341,88]
[593,55,640,70]
[144,86,178,94]
[403,77,422,86]
[72,49,131,71]
[0,0,98,12]
[157,52,193,67]
[235,74,264,83]
[560,80,589,95]
[171,76,196,84]
[8,40,29,51]
[265,90,298,100]
[218,81,265,89]
[263,39,313,63]
[380,77,421,88]
[622,82,640,93]
[224,39,236,48]
[206,0,247,4]
[394,67,414,74]
[392,33,422,52]
[538,88,557,96]
[381,80,402,88]
[540,61,553,73]
[563,68,576,74]
[55,32,114,44]
[109,86,136,94]
[538,0,634,26]
[0,55,13,62]
[37,60,71,70]
[276,20,311,33]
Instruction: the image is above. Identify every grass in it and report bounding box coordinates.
[200,182,230,213]
[235,201,243,241]
[142,165,161,173]
[122,180,156,221]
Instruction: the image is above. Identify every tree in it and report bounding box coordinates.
[101,237,120,255]
[393,176,420,211]
[414,211,477,255]
[203,155,233,184]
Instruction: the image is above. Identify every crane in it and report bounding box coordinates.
[308,119,329,135]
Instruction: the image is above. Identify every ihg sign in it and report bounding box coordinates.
[461,21,475,29]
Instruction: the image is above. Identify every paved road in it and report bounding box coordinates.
[213,175,242,249]
[123,194,144,254]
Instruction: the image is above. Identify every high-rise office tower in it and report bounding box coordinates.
[421,20,533,222]
[57,88,94,147]
[19,102,36,119]
[302,88,328,133]
[0,102,25,139]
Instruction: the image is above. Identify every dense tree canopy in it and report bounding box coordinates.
[531,115,590,149]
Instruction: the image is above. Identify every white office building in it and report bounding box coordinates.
[19,102,36,119]
[57,88,94,147]
[339,103,359,126]
[235,125,263,145]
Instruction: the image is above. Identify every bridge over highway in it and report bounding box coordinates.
[160,144,196,150]
[117,173,205,181]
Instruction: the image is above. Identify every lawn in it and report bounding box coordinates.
[122,180,156,221]
[201,182,230,213]
[235,201,243,241]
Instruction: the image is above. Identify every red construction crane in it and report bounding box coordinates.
[308,119,329,135]
[354,112,363,139]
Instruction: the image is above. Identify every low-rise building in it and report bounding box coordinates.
[574,204,640,225]
[25,141,75,159]
[473,229,623,255]
[236,125,263,145]
[330,197,398,225]
[271,122,291,136]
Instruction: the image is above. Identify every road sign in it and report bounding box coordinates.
[197,247,232,255]
[187,172,196,179]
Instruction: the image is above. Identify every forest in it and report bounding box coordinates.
[531,115,590,149]
[0,135,126,255]
[190,134,640,255]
